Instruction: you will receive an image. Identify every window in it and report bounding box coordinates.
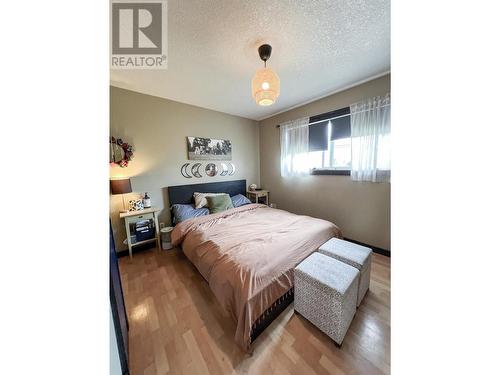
[308,107,352,175]
[279,97,390,180]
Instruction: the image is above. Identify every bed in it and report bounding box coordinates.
[168,180,341,351]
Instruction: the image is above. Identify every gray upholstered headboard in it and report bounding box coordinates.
[167,179,246,206]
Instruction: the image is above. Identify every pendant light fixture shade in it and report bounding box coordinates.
[252,44,280,106]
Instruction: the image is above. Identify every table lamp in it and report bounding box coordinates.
[110,178,132,213]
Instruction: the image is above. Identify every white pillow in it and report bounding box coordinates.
[193,192,225,209]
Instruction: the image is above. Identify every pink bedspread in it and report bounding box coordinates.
[171,203,341,351]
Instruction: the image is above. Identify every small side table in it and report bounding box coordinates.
[120,207,161,258]
[247,190,269,206]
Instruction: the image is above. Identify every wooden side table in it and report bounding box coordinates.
[120,207,161,258]
[246,190,269,206]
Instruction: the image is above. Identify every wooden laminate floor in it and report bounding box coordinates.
[119,248,390,375]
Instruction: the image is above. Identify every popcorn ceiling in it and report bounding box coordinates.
[110,0,390,120]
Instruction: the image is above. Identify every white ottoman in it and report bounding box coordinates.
[318,238,372,307]
[295,252,359,346]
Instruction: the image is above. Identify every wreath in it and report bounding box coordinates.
[109,136,134,167]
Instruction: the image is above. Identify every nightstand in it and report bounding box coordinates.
[246,190,269,206]
[120,207,161,258]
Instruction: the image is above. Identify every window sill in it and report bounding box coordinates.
[310,169,351,176]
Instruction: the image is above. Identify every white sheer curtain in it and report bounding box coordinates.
[280,117,310,177]
[350,94,391,182]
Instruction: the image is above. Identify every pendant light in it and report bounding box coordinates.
[252,44,280,106]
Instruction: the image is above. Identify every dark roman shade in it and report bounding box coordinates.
[330,114,351,140]
[308,120,329,151]
[308,107,351,151]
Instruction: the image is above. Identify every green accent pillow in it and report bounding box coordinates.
[206,194,234,214]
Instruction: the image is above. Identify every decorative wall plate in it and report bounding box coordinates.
[191,163,203,178]
[205,163,218,177]
[219,163,228,176]
[228,163,236,176]
[180,163,192,178]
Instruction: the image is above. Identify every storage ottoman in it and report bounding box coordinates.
[294,252,359,346]
[318,238,372,307]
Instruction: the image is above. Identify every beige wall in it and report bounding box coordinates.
[110,87,260,252]
[110,75,390,252]
[259,74,391,250]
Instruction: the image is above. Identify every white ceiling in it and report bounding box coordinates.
[110,0,390,121]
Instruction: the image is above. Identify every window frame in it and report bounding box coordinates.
[310,168,351,176]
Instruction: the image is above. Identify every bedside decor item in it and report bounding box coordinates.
[109,137,134,168]
[142,192,151,208]
[128,199,144,211]
[180,163,192,178]
[110,178,132,213]
[252,44,280,106]
[187,136,232,160]
[205,163,218,177]
[191,163,203,178]
[248,184,257,191]
[219,163,228,176]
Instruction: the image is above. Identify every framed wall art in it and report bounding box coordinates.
[187,136,232,160]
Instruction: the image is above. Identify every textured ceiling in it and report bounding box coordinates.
[110,0,390,121]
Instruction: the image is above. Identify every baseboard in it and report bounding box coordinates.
[344,237,390,257]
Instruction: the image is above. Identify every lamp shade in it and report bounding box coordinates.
[252,67,280,106]
[110,178,132,195]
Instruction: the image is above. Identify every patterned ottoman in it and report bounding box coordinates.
[294,252,359,346]
[318,238,372,307]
